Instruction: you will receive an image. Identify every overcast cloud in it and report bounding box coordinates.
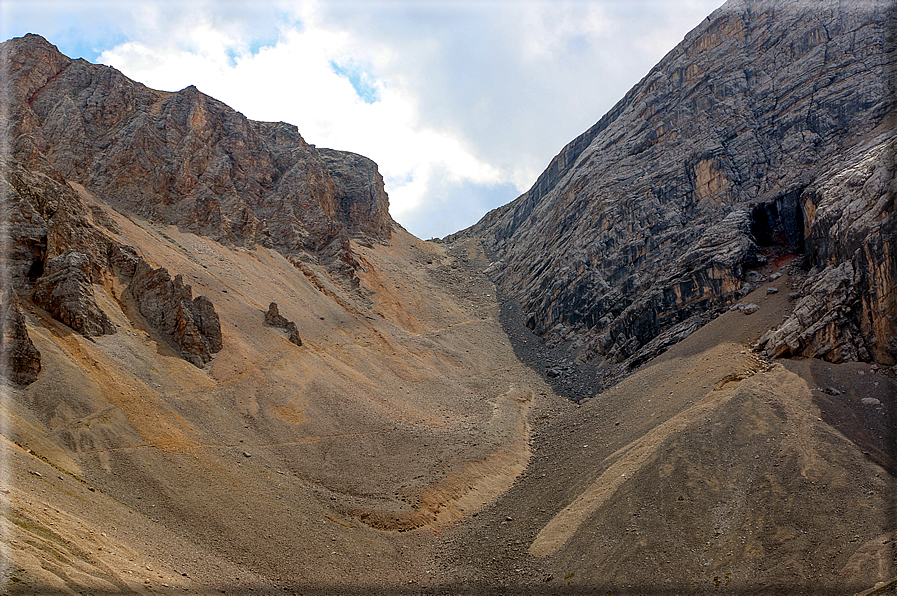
[2,0,723,238]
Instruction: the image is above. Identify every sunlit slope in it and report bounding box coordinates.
[3,191,554,593]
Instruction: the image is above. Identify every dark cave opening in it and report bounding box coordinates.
[27,259,44,280]
[749,188,806,255]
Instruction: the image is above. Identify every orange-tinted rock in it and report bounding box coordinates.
[759,136,897,364]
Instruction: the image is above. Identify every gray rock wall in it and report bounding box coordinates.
[468,0,896,380]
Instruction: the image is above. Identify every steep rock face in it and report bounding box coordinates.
[2,146,111,286]
[0,292,41,386]
[759,135,896,363]
[3,34,392,269]
[126,259,223,367]
[467,0,896,381]
[318,148,393,241]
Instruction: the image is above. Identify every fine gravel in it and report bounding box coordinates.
[3,225,894,595]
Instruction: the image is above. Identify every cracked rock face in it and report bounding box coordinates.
[318,149,393,242]
[127,260,223,367]
[464,0,896,380]
[3,34,392,271]
[1,293,41,386]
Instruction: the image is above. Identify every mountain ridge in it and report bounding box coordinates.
[1,3,895,593]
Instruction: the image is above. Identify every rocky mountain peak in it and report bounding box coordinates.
[3,33,393,256]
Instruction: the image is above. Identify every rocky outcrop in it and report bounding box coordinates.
[2,34,393,274]
[127,259,223,367]
[264,302,302,346]
[759,135,896,363]
[1,292,41,386]
[318,149,392,242]
[466,0,896,382]
[2,149,225,367]
[1,174,47,288]
[1,149,110,290]
[32,251,116,337]
[2,142,122,340]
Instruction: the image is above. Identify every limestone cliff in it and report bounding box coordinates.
[465,0,896,386]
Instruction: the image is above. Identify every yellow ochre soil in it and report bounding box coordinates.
[2,192,894,595]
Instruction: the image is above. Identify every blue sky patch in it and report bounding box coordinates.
[329,59,381,104]
[403,179,520,240]
[42,29,128,62]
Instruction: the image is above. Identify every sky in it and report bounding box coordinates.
[1,0,724,239]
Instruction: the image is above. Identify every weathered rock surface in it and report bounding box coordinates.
[1,149,110,290]
[1,128,228,369]
[127,259,223,367]
[0,292,41,386]
[463,0,896,381]
[32,250,116,337]
[264,302,302,346]
[2,34,393,272]
[759,135,897,363]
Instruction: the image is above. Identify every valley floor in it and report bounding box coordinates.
[2,216,895,595]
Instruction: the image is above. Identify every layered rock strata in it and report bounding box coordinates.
[464,0,896,384]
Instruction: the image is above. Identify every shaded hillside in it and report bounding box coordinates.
[461,0,896,391]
